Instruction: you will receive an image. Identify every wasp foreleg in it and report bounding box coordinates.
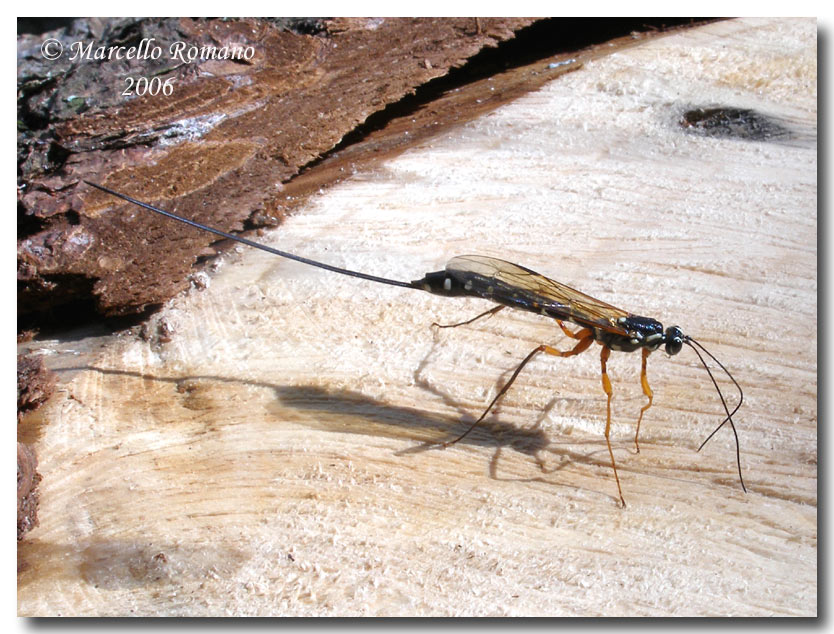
[599,345,626,507]
[634,346,654,454]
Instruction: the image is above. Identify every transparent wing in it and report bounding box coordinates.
[445,255,630,334]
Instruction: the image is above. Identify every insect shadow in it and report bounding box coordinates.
[60,364,553,452]
[59,365,617,493]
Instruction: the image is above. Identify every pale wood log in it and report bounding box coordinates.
[18,18,816,616]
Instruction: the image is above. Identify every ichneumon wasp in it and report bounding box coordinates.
[85,181,746,506]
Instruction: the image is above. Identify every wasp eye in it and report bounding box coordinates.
[665,326,684,355]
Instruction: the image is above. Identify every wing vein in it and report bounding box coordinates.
[445,255,630,334]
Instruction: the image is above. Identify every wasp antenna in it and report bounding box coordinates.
[684,337,746,493]
[690,338,744,446]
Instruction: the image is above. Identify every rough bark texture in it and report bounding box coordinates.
[17,355,54,541]
[17,354,57,420]
[18,17,536,317]
[18,444,41,541]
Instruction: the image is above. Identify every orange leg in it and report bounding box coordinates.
[443,328,594,446]
[599,345,626,507]
[557,320,585,340]
[432,305,505,329]
[634,347,653,453]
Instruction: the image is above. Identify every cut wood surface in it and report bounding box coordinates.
[18,18,817,616]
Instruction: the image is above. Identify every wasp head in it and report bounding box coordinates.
[663,326,684,355]
[664,326,684,355]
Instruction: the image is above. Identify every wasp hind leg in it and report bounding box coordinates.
[599,345,626,507]
[557,320,586,340]
[443,328,594,446]
[432,305,505,329]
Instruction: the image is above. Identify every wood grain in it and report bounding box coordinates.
[18,18,816,616]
